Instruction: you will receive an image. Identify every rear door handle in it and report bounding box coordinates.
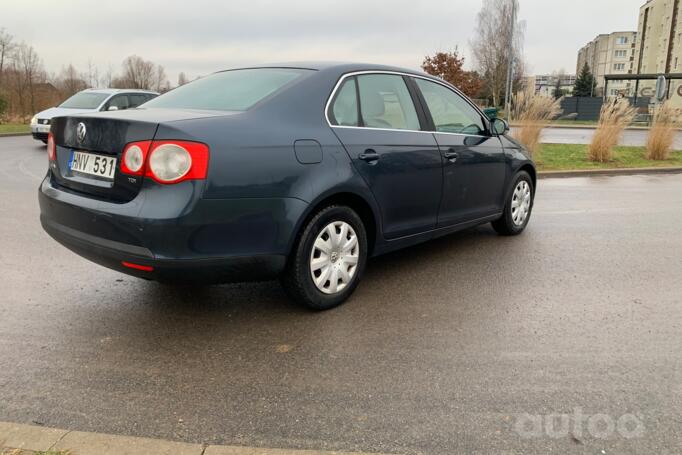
[443,148,458,162]
[358,149,380,163]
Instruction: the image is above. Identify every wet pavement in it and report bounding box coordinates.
[1,135,681,454]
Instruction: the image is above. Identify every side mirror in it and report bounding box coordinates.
[491,118,509,135]
[107,106,118,111]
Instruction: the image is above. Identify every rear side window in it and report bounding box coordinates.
[357,74,420,131]
[415,78,485,135]
[329,78,359,126]
[142,68,310,111]
[129,94,150,108]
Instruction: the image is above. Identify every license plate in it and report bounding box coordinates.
[70,151,117,180]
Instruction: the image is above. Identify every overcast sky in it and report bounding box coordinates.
[2,0,644,85]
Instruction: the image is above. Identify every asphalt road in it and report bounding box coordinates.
[1,135,682,454]
[533,126,682,148]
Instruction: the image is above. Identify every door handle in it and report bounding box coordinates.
[358,149,380,163]
[443,148,458,162]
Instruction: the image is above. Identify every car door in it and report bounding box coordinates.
[413,77,507,227]
[328,73,443,240]
[102,94,130,111]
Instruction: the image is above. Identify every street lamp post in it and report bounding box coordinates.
[504,0,517,121]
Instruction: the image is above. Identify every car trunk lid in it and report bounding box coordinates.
[50,109,225,202]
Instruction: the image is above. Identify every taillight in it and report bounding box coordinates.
[120,140,209,184]
[121,141,152,176]
[146,141,209,184]
[47,133,56,161]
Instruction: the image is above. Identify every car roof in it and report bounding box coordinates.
[80,88,160,95]
[217,62,433,79]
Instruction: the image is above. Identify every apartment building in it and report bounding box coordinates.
[576,31,637,96]
[633,0,682,104]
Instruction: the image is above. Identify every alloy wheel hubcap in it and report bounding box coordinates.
[310,221,360,294]
[511,180,532,226]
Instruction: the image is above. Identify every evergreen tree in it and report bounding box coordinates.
[553,73,565,99]
[573,63,596,97]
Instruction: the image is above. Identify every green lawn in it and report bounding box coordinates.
[0,123,30,134]
[536,144,682,171]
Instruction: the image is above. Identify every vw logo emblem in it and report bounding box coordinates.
[76,122,87,143]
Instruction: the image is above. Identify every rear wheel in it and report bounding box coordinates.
[492,171,534,236]
[281,205,367,310]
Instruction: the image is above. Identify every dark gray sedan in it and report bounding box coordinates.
[39,63,535,310]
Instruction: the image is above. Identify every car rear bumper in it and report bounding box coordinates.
[41,215,285,282]
[38,177,306,283]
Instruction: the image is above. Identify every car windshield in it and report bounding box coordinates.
[142,68,311,111]
[59,92,110,109]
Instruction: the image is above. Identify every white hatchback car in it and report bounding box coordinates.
[31,89,158,143]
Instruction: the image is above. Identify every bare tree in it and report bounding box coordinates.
[154,64,168,92]
[15,43,44,114]
[57,64,87,97]
[470,0,525,107]
[177,72,188,86]
[86,58,99,88]
[118,55,156,89]
[101,63,115,88]
[0,28,15,91]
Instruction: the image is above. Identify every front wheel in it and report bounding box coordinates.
[492,171,534,236]
[281,205,368,310]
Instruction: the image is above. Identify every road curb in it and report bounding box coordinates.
[0,421,396,455]
[510,123,682,131]
[0,132,31,137]
[539,166,682,179]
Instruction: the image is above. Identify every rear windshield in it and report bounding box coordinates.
[59,92,110,109]
[142,68,310,111]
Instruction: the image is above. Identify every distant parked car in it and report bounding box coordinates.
[30,89,158,143]
[39,63,536,310]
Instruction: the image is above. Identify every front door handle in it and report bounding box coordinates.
[358,149,380,163]
[443,148,458,162]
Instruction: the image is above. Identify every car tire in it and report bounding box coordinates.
[281,205,368,310]
[492,171,534,236]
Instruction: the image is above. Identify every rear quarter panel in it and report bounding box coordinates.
[152,72,380,256]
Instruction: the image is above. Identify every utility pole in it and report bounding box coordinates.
[504,0,517,120]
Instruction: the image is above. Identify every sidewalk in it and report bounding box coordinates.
[0,422,394,455]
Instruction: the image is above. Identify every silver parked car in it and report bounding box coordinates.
[30,88,158,143]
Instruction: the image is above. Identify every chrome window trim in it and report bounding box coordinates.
[324,70,492,139]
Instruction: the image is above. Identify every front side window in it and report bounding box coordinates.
[357,74,420,130]
[106,95,129,110]
[59,92,109,109]
[415,78,485,135]
[143,68,310,111]
[329,78,358,126]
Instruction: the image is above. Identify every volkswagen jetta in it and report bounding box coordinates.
[39,63,536,310]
